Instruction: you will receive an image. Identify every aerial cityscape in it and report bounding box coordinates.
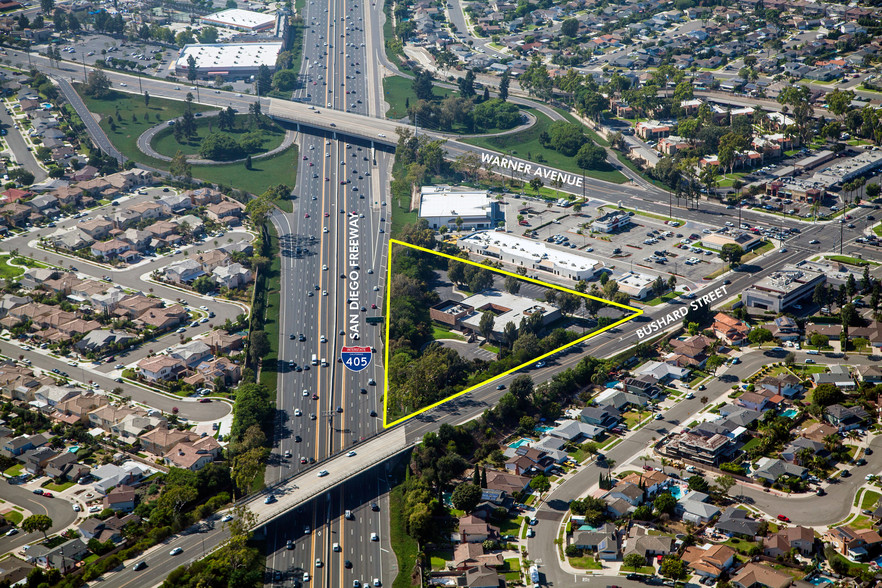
[0,0,882,587]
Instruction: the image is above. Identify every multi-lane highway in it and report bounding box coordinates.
[263,0,396,584]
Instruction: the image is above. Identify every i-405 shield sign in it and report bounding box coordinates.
[341,346,372,372]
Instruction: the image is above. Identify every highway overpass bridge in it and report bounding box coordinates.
[267,98,400,149]
[240,427,408,529]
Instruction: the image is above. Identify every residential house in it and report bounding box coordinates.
[579,406,622,430]
[90,463,148,494]
[18,447,59,475]
[675,491,721,524]
[857,365,882,383]
[713,313,750,345]
[78,514,140,544]
[2,433,47,457]
[505,447,554,475]
[667,335,712,369]
[764,526,816,558]
[737,392,773,412]
[52,392,107,425]
[634,360,690,384]
[137,355,186,382]
[456,566,500,588]
[624,527,673,561]
[757,374,803,399]
[135,305,189,331]
[90,239,131,259]
[571,523,619,560]
[458,514,499,543]
[201,330,245,355]
[801,421,839,443]
[813,366,857,391]
[682,544,736,579]
[604,482,644,506]
[74,330,134,354]
[212,263,252,289]
[25,538,89,573]
[781,437,827,465]
[825,404,869,431]
[163,259,205,284]
[823,526,882,560]
[619,470,669,496]
[715,508,761,538]
[451,543,504,569]
[752,457,807,483]
[139,427,200,456]
[169,341,212,368]
[102,485,136,512]
[731,563,796,588]
[78,217,114,240]
[205,200,244,223]
[146,220,179,240]
[547,419,604,442]
[194,250,231,273]
[767,316,801,341]
[484,470,531,495]
[163,435,222,471]
[665,432,736,466]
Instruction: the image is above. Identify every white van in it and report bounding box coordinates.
[333,542,341,552]
[321,358,328,367]
[311,354,318,366]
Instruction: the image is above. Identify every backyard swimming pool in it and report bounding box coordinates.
[669,485,689,500]
[508,438,531,449]
[808,576,833,586]
[781,408,799,419]
[534,425,553,434]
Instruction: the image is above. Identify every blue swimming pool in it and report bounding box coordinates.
[808,576,833,586]
[534,425,553,434]
[670,485,689,500]
[605,381,620,388]
[781,408,799,419]
[509,438,531,449]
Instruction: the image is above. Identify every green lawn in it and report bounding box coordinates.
[3,464,22,477]
[643,292,679,306]
[862,490,881,510]
[569,556,603,569]
[429,548,453,571]
[42,480,75,492]
[621,566,656,575]
[390,481,420,588]
[724,538,762,555]
[76,86,297,198]
[609,206,683,224]
[482,343,500,354]
[76,87,215,166]
[502,558,522,583]
[432,325,465,341]
[4,511,22,525]
[462,110,628,184]
[0,256,24,281]
[150,114,285,158]
[190,145,299,202]
[873,223,882,237]
[825,255,877,267]
[498,516,523,536]
[383,76,456,120]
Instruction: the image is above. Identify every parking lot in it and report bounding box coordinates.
[497,195,731,291]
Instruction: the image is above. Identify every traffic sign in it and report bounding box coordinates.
[341,346,372,372]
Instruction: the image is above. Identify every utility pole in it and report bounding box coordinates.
[81,53,87,83]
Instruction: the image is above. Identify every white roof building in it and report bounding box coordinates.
[459,230,603,282]
[417,186,500,230]
[201,8,277,32]
[175,42,283,80]
[617,271,655,299]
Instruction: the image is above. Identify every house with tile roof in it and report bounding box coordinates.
[682,544,736,578]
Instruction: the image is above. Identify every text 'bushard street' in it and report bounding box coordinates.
[635,285,729,340]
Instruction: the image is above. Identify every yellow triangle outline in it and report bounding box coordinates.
[382,238,644,428]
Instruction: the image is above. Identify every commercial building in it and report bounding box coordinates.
[616,271,654,299]
[430,290,561,342]
[417,186,500,230]
[200,9,277,32]
[742,265,825,313]
[174,42,283,81]
[459,231,603,282]
[701,231,763,252]
[592,211,632,233]
[809,150,882,189]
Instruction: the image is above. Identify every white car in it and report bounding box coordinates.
[295,408,302,417]
[317,470,329,477]
[370,532,379,541]
[221,514,234,522]
[72,504,81,512]
[89,505,101,513]
[303,389,309,396]
[169,547,183,556]
[347,451,356,457]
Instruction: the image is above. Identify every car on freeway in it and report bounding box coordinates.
[170,547,183,556]
[221,514,234,522]
[317,470,329,477]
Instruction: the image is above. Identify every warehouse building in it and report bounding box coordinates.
[742,265,825,313]
[417,186,501,230]
[459,231,603,282]
[174,42,283,81]
[201,9,277,32]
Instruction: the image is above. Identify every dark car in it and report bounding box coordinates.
[295,435,301,442]
[496,384,505,390]
[132,561,147,571]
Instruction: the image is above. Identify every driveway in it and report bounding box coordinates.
[0,105,46,184]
